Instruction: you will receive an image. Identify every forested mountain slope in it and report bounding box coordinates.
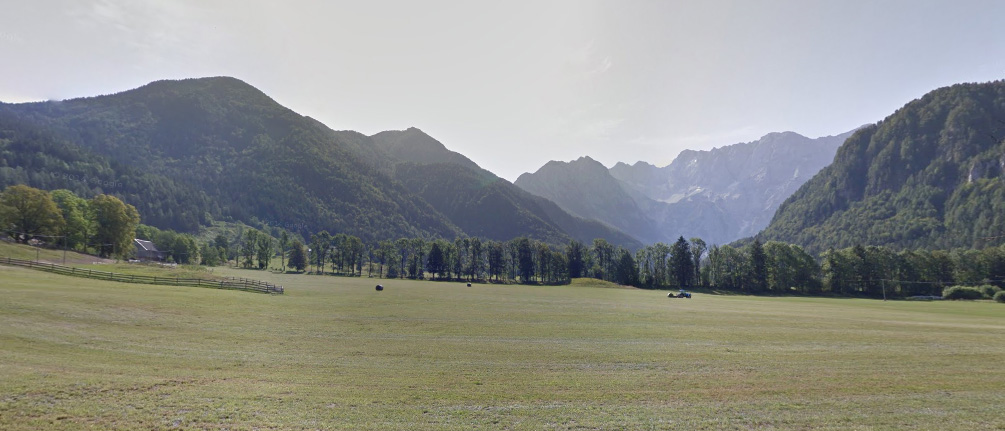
[0,77,638,247]
[374,129,641,249]
[1,77,462,242]
[760,80,1005,254]
[0,109,216,232]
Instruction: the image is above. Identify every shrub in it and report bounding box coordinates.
[978,285,1001,299]
[994,290,1005,303]
[942,285,984,300]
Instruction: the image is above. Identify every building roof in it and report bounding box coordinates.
[134,238,160,252]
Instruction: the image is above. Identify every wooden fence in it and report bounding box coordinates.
[0,256,283,294]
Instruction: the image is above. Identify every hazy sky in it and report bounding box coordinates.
[2,1,1004,181]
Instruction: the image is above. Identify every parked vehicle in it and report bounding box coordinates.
[669,289,691,298]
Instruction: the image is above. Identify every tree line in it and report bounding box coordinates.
[646,238,1005,297]
[0,185,139,258]
[5,183,1005,297]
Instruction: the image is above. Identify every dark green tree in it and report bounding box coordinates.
[614,248,638,286]
[426,240,447,279]
[278,231,290,272]
[213,234,230,266]
[288,239,307,272]
[567,240,586,279]
[823,248,852,295]
[670,236,694,289]
[487,240,505,282]
[516,237,535,283]
[747,239,768,292]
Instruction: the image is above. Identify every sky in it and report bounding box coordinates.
[2,0,1004,181]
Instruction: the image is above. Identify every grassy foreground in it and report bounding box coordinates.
[1,265,1003,430]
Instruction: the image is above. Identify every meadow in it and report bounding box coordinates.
[1,262,1003,430]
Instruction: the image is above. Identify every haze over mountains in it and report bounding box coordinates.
[516,130,855,245]
[2,76,1004,255]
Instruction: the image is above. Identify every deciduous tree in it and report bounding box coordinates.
[90,194,138,259]
[50,189,91,251]
[0,185,64,244]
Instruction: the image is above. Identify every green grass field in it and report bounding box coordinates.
[0,242,112,266]
[1,263,1003,430]
[0,241,224,281]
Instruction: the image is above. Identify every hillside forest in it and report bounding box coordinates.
[761,82,1005,253]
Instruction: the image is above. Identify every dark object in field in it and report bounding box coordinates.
[376,284,383,291]
[669,290,691,298]
[467,283,472,287]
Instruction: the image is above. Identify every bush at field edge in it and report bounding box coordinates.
[942,285,984,300]
[978,284,1001,299]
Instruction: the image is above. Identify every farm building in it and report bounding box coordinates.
[133,239,165,261]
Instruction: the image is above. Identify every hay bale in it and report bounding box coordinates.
[375,284,384,291]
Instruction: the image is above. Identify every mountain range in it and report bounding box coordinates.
[371,128,639,246]
[3,76,1004,255]
[515,130,855,245]
[0,77,636,248]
